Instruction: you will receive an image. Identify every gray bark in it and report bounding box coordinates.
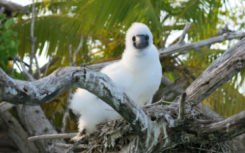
[1,111,39,153]
[17,105,66,153]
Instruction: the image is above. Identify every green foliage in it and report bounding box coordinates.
[0,14,20,69]
[12,0,228,62]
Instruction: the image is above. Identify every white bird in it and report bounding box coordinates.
[70,22,162,133]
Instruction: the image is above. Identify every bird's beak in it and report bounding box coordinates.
[133,35,149,49]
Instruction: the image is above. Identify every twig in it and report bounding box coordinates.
[143,98,171,108]
[44,53,53,77]
[72,37,84,66]
[66,133,91,153]
[11,55,17,78]
[69,45,72,64]
[61,89,72,133]
[15,62,27,80]
[33,57,58,78]
[62,38,83,132]
[28,133,77,141]
[159,31,245,57]
[55,143,90,149]
[16,56,35,81]
[29,0,36,74]
[84,32,245,74]
[0,102,14,113]
[178,92,186,120]
[177,22,191,44]
[15,56,35,81]
[34,54,41,79]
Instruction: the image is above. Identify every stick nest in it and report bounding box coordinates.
[70,102,237,153]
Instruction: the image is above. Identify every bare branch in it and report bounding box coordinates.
[73,36,84,66]
[178,92,186,121]
[28,133,77,141]
[29,0,36,74]
[66,133,89,153]
[62,39,83,133]
[184,38,245,106]
[44,53,53,77]
[177,22,191,44]
[34,54,41,79]
[83,31,245,73]
[1,111,39,153]
[17,105,66,152]
[159,31,245,58]
[61,89,72,133]
[69,45,72,64]
[0,102,14,113]
[33,56,58,78]
[55,143,90,149]
[0,67,150,140]
[15,56,35,81]
[175,109,245,144]
[11,55,16,78]
[0,0,29,14]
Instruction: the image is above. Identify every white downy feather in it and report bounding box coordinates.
[70,22,162,133]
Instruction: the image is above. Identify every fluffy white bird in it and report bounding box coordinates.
[70,22,162,133]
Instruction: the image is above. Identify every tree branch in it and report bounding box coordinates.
[1,111,39,153]
[82,31,245,74]
[0,102,14,113]
[34,54,41,79]
[29,0,36,74]
[72,36,83,66]
[173,109,245,144]
[159,31,245,57]
[177,22,191,44]
[0,0,29,14]
[183,38,245,106]
[55,143,90,149]
[28,133,77,141]
[0,67,150,140]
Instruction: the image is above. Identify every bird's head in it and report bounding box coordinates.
[125,22,153,51]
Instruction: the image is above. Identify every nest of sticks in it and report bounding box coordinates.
[66,100,236,153]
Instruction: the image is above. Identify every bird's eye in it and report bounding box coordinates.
[132,36,136,42]
[145,35,149,40]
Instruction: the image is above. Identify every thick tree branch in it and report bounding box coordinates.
[183,38,245,106]
[172,109,245,145]
[0,67,150,140]
[1,111,39,153]
[0,0,29,14]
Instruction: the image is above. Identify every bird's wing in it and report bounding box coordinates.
[101,61,133,91]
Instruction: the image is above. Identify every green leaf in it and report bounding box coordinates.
[9,40,17,57]
[4,18,15,29]
[2,30,12,39]
[0,14,6,21]
[0,46,6,57]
